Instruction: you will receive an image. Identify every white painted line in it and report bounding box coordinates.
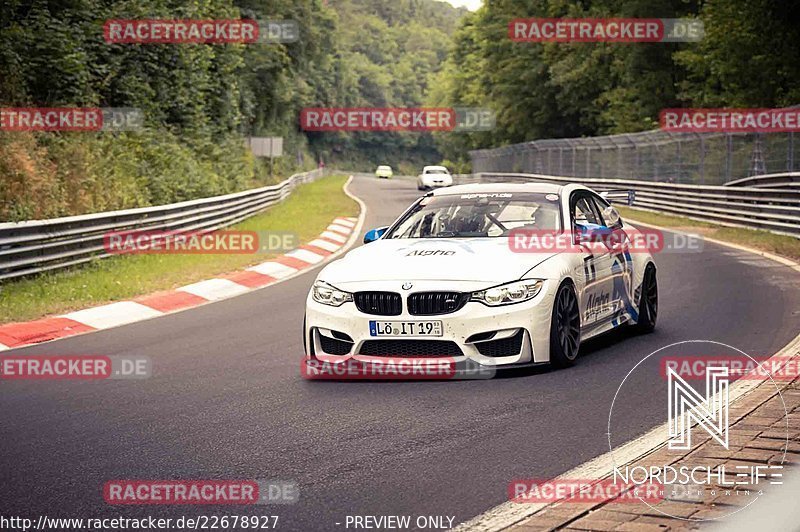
[327,223,352,235]
[345,216,358,222]
[0,342,9,351]
[308,239,340,252]
[61,301,163,330]
[321,231,347,243]
[178,278,250,301]
[334,218,356,228]
[246,261,298,279]
[286,248,325,264]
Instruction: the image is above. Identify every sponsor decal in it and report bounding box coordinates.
[660,108,800,133]
[405,249,455,256]
[103,480,298,505]
[460,193,512,199]
[509,18,703,43]
[585,291,613,321]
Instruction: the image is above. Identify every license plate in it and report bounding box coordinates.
[369,320,443,337]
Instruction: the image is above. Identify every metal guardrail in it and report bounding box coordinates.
[458,172,800,237]
[0,168,327,281]
[469,129,800,185]
[724,172,800,189]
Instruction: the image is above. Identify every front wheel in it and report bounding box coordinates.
[549,282,581,368]
[634,265,658,333]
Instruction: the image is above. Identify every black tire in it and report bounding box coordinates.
[549,282,581,368]
[634,264,658,333]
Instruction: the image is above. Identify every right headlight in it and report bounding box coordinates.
[311,281,353,307]
[470,279,544,306]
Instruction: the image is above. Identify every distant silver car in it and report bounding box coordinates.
[417,165,453,190]
[375,165,393,178]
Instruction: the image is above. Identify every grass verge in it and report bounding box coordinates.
[617,206,800,263]
[0,175,358,324]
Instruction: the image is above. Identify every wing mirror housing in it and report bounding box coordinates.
[575,223,611,244]
[363,226,388,244]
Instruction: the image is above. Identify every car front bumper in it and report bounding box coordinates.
[420,178,453,188]
[304,279,557,370]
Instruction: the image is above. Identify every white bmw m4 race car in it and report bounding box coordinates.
[304,183,657,371]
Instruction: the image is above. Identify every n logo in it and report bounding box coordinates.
[667,366,729,450]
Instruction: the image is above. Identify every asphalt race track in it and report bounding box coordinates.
[2,175,799,531]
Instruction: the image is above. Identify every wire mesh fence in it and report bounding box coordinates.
[470,131,799,185]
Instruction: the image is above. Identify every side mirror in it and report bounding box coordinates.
[601,205,624,230]
[575,223,611,244]
[363,226,388,244]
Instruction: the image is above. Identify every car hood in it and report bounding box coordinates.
[318,238,559,285]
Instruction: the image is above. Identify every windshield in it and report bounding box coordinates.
[385,192,561,239]
[425,168,449,174]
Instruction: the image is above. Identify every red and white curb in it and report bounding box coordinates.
[0,216,360,351]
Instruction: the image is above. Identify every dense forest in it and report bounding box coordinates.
[430,0,800,168]
[0,0,466,220]
[1,0,799,220]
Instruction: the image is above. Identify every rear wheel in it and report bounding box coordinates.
[549,282,581,367]
[634,265,658,333]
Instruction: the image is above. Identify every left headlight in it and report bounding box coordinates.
[470,279,544,306]
[311,280,353,307]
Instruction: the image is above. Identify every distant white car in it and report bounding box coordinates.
[417,165,453,190]
[375,165,393,179]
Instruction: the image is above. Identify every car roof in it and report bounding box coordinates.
[423,165,448,170]
[431,182,565,196]
[377,165,391,168]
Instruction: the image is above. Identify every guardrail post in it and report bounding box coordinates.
[699,135,706,185]
[725,134,733,182]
